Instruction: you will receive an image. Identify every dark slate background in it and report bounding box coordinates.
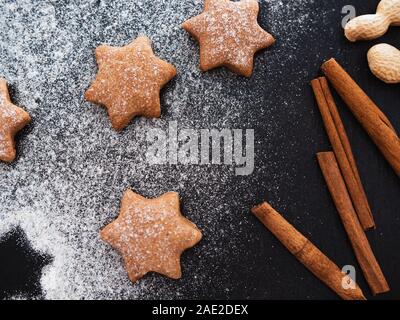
[0,0,399,300]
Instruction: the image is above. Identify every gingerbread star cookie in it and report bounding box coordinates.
[182,0,275,77]
[100,190,202,283]
[85,36,177,131]
[0,78,31,163]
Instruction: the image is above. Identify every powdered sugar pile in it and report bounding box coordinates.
[0,0,325,299]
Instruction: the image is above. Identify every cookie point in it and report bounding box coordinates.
[268,34,276,46]
[166,191,180,197]
[168,267,182,280]
[99,228,107,241]
[110,116,130,132]
[127,271,144,284]
[84,88,94,102]
[124,189,138,198]
[170,65,178,78]
[22,110,32,124]
[0,150,16,163]
[135,35,152,46]
[160,191,181,206]
[195,228,203,242]
[181,20,190,31]
[242,70,253,78]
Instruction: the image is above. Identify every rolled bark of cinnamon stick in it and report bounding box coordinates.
[319,77,365,191]
[317,152,390,295]
[321,58,400,175]
[251,202,366,300]
[311,77,375,230]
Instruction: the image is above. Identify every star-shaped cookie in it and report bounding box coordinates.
[0,78,31,163]
[182,0,275,77]
[85,36,177,131]
[100,190,202,283]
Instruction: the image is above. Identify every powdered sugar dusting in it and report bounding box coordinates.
[0,0,324,299]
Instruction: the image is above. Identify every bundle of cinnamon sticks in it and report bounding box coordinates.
[311,76,374,231]
[251,58,396,300]
[311,58,394,296]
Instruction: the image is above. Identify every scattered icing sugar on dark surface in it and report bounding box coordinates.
[0,0,333,299]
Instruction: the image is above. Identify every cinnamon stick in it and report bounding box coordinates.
[251,202,366,300]
[311,77,375,230]
[322,58,400,175]
[317,152,390,295]
[319,77,365,191]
